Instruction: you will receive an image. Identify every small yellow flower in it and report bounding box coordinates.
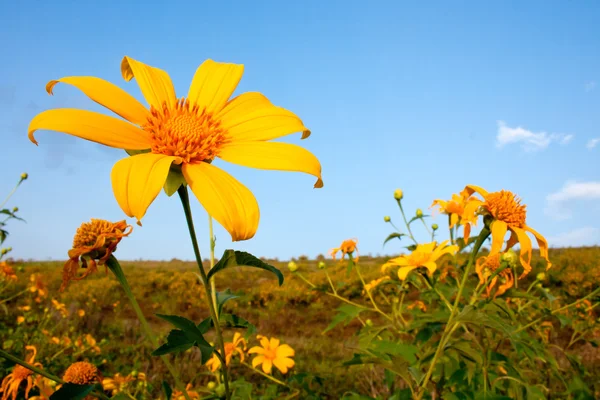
[287,261,298,272]
[407,300,428,312]
[61,219,132,290]
[29,376,55,400]
[0,262,17,282]
[382,241,458,280]
[1,346,42,400]
[16,316,25,324]
[431,189,479,242]
[394,189,403,200]
[18,306,31,312]
[102,373,135,396]
[28,57,322,241]
[205,332,247,372]
[248,335,295,374]
[78,310,86,317]
[463,185,551,277]
[475,253,514,298]
[330,239,359,262]
[362,276,390,295]
[29,274,48,302]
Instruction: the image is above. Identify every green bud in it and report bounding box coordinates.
[6,247,12,252]
[536,272,547,282]
[383,216,391,223]
[207,382,217,390]
[501,250,518,268]
[0,248,7,255]
[20,173,28,180]
[394,189,403,200]
[432,223,439,230]
[12,207,18,213]
[392,297,399,304]
[318,261,326,269]
[287,261,298,272]
[416,209,423,218]
[365,319,373,327]
[215,384,226,397]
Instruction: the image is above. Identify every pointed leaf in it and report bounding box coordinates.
[383,232,406,246]
[207,250,283,285]
[163,167,187,197]
[162,381,173,400]
[216,289,239,316]
[49,383,95,400]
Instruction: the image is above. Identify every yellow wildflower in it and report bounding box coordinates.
[431,188,479,242]
[28,57,323,241]
[102,373,135,396]
[463,185,551,277]
[29,376,55,400]
[248,335,295,374]
[205,332,247,372]
[330,239,359,262]
[78,310,85,317]
[62,361,102,400]
[172,383,200,399]
[407,300,427,312]
[61,219,132,290]
[362,276,390,295]
[382,240,458,280]
[28,274,48,302]
[16,316,25,325]
[0,262,17,282]
[1,346,42,400]
[475,253,514,298]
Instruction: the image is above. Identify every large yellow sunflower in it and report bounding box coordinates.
[463,185,550,277]
[28,57,323,241]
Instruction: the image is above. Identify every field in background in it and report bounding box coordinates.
[2,246,600,398]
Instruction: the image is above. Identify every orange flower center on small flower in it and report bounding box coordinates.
[12,365,33,381]
[340,240,357,254]
[63,362,100,385]
[72,219,124,248]
[483,253,501,271]
[143,99,230,163]
[445,200,463,215]
[484,190,526,228]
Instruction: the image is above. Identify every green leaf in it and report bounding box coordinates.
[383,232,405,246]
[0,229,8,245]
[162,381,173,400]
[450,341,483,364]
[323,304,364,333]
[216,290,239,316]
[207,250,283,285]
[405,244,417,251]
[0,209,25,222]
[49,383,95,400]
[125,149,151,156]
[455,305,514,336]
[369,340,418,364]
[197,313,257,337]
[163,167,187,197]
[153,314,213,362]
[342,353,371,366]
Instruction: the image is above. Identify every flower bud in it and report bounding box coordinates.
[501,250,518,268]
[536,272,547,282]
[394,189,403,200]
[383,216,391,223]
[287,261,298,272]
[20,173,28,180]
[318,261,326,269]
[432,223,438,230]
[12,207,18,213]
[416,209,423,218]
[6,247,12,252]
[207,382,217,390]
[215,384,226,397]
[0,248,7,255]
[365,319,373,327]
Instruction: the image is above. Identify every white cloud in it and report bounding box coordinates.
[496,121,574,151]
[548,227,600,248]
[584,81,597,92]
[586,138,600,149]
[545,181,600,219]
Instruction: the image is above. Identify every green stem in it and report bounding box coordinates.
[448,215,455,246]
[208,216,218,318]
[105,256,191,400]
[421,218,432,236]
[397,200,418,244]
[355,263,393,321]
[0,178,24,209]
[0,288,29,305]
[416,227,490,399]
[177,186,231,400]
[0,349,109,399]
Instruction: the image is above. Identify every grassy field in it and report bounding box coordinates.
[2,246,600,399]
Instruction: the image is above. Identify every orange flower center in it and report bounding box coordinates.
[484,190,526,228]
[63,362,100,385]
[340,240,357,254]
[445,200,463,215]
[483,253,501,271]
[262,347,277,361]
[72,219,125,248]
[143,99,229,163]
[12,365,33,380]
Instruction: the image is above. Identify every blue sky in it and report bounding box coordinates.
[1,0,599,262]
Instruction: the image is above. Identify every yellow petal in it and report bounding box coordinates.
[269,338,280,349]
[465,185,489,198]
[262,359,273,374]
[526,225,552,270]
[463,223,472,243]
[182,162,259,241]
[251,355,265,368]
[187,60,244,115]
[111,154,175,223]
[217,92,310,141]
[450,213,459,228]
[422,261,438,276]
[28,109,151,149]
[489,220,508,256]
[46,77,150,126]
[397,265,417,280]
[273,358,291,374]
[218,141,323,188]
[275,344,295,358]
[513,227,533,278]
[121,56,176,110]
[247,346,264,355]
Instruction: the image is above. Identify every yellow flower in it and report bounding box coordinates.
[61,219,132,290]
[475,253,514,298]
[463,185,551,278]
[1,346,42,400]
[0,262,17,282]
[172,383,200,400]
[16,316,25,325]
[62,362,102,398]
[431,188,479,242]
[205,332,247,372]
[102,373,135,396]
[29,376,55,400]
[329,239,359,262]
[78,310,85,317]
[248,335,295,374]
[407,300,428,312]
[28,274,48,302]
[362,276,390,295]
[381,241,458,280]
[28,57,323,241]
